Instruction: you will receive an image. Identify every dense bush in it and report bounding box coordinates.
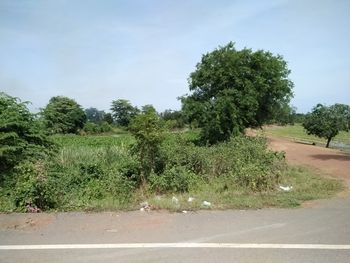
[83,121,112,134]
[0,93,54,175]
[162,134,285,191]
[13,161,56,210]
[149,166,199,193]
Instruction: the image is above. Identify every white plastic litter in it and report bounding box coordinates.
[172,196,179,204]
[140,201,151,211]
[182,210,188,214]
[279,185,293,192]
[187,197,194,202]
[202,201,211,207]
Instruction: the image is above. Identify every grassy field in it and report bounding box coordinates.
[262,124,350,146]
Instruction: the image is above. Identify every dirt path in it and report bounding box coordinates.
[268,136,350,189]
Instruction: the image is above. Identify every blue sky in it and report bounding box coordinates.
[1,0,349,113]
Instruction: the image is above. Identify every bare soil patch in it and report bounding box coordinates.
[0,213,55,231]
[268,136,350,193]
[268,137,350,180]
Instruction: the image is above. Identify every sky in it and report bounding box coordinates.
[1,0,349,113]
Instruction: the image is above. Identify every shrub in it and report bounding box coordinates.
[162,135,285,191]
[83,122,112,134]
[149,166,199,193]
[0,93,54,175]
[13,161,56,210]
[129,108,165,185]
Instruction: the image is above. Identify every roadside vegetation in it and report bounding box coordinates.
[1,42,347,213]
[0,129,341,212]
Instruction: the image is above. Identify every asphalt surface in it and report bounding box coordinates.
[1,196,350,263]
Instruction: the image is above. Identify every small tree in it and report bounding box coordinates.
[110,99,139,126]
[128,106,164,186]
[42,96,86,134]
[0,93,54,174]
[303,103,350,148]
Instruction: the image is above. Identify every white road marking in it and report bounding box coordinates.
[0,243,350,250]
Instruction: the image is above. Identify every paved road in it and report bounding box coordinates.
[1,196,350,263]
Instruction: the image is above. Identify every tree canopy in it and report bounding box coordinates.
[85,107,105,124]
[303,103,350,148]
[182,42,294,144]
[110,99,139,126]
[41,96,86,134]
[0,93,54,174]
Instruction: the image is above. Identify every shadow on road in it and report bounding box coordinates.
[310,153,350,162]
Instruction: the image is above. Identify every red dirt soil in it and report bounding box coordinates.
[268,136,350,189]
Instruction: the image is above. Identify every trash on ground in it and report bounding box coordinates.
[182,210,188,214]
[187,197,194,202]
[279,185,293,192]
[172,196,179,204]
[202,201,211,207]
[140,201,151,211]
[26,204,41,213]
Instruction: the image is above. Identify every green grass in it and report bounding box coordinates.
[262,124,350,145]
[142,166,342,211]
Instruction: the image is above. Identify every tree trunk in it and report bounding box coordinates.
[326,137,332,148]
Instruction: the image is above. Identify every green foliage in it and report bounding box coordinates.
[37,134,136,209]
[0,93,54,174]
[13,161,56,210]
[129,107,165,185]
[160,109,185,129]
[85,107,106,123]
[83,121,112,134]
[182,42,294,144]
[103,113,114,124]
[272,104,296,125]
[303,103,350,147]
[42,96,86,134]
[110,99,139,126]
[162,135,285,191]
[149,166,199,193]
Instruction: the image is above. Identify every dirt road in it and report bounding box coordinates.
[268,136,350,188]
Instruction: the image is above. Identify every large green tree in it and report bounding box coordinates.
[110,99,139,126]
[0,93,53,174]
[182,42,294,144]
[42,96,86,134]
[303,103,350,148]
